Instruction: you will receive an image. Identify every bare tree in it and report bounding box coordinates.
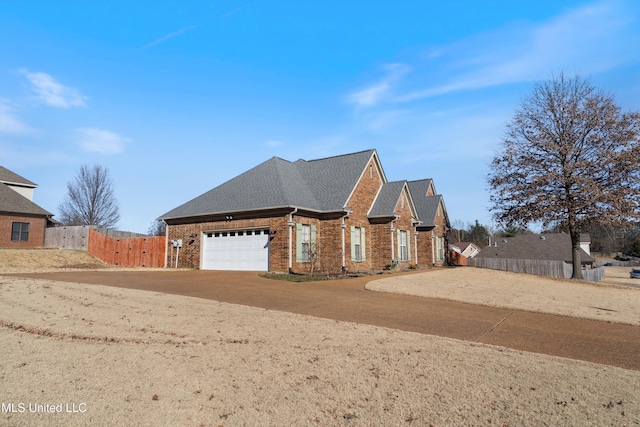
[489,73,640,279]
[148,220,166,236]
[58,164,120,228]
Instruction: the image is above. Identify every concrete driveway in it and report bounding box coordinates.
[11,269,640,371]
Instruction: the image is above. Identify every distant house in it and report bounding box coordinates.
[159,149,450,272]
[0,166,53,248]
[474,233,595,266]
[449,241,481,266]
[470,232,603,280]
[450,242,481,258]
[579,233,591,256]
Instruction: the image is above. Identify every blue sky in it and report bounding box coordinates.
[1,0,639,234]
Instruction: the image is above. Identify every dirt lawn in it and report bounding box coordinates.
[1,249,639,426]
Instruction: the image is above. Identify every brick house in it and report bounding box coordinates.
[408,179,450,266]
[159,149,450,272]
[0,166,53,248]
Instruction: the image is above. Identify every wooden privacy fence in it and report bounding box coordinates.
[44,225,90,250]
[45,226,166,268]
[88,228,165,268]
[468,257,605,282]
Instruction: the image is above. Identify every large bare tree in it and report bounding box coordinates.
[489,73,640,279]
[58,164,120,229]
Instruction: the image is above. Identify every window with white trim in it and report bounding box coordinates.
[436,236,445,261]
[301,224,311,261]
[350,226,366,261]
[296,224,317,262]
[398,230,408,261]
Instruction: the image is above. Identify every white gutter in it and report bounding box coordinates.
[163,219,168,268]
[414,229,419,265]
[340,212,350,272]
[413,219,421,266]
[390,218,397,261]
[431,229,435,265]
[288,208,298,273]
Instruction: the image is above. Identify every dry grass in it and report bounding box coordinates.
[1,249,639,426]
[0,248,106,273]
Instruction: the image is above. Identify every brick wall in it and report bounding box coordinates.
[0,214,46,248]
[416,229,433,265]
[392,188,417,269]
[368,223,391,270]
[167,216,288,270]
[416,200,449,266]
[344,157,384,271]
[291,215,323,274]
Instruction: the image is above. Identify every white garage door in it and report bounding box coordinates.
[201,229,270,271]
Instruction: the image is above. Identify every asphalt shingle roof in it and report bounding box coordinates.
[0,183,52,216]
[475,233,595,264]
[159,149,377,220]
[0,166,37,187]
[408,179,442,227]
[369,181,406,217]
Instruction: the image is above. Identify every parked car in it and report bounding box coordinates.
[631,269,640,279]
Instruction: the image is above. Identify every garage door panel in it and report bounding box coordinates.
[202,229,269,271]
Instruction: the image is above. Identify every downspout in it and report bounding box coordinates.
[162,220,168,269]
[288,208,298,273]
[390,218,396,262]
[431,229,435,266]
[341,213,349,273]
[414,228,418,266]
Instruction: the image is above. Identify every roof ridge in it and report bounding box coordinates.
[300,148,375,164]
[271,156,319,207]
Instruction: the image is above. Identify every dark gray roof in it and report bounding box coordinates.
[0,166,37,187]
[369,181,406,217]
[0,183,52,216]
[408,179,442,227]
[475,233,595,264]
[159,149,377,220]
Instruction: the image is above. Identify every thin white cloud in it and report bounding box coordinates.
[397,0,640,102]
[347,63,411,108]
[143,25,198,49]
[76,128,129,155]
[264,139,284,148]
[0,100,33,134]
[20,70,87,108]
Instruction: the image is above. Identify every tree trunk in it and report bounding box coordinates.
[570,229,583,280]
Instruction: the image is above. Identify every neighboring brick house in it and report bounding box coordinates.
[159,149,450,272]
[0,166,53,248]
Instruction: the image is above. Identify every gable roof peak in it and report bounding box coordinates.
[0,166,37,187]
[369,180,418,219]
